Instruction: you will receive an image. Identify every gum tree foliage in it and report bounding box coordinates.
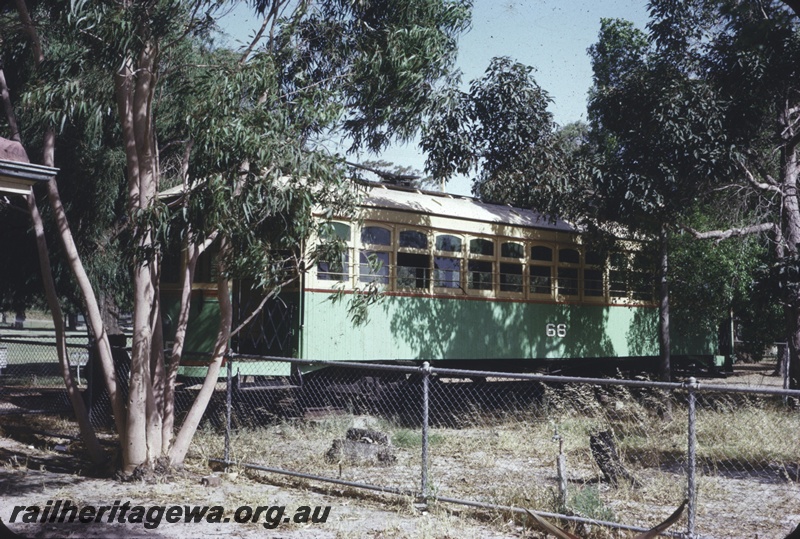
[0,5,128,327]
[589,1,800,387]
[6,0,471,473]
[657,0,800,386]
[421,57,580,218]
[587,17,737,380]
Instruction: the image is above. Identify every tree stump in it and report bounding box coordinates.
[325,428,395,465]
[589,430,640,487]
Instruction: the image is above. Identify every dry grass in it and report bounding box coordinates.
[201,379,800,538]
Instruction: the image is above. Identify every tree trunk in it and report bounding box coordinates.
[2,49,104,465]
[168,238,233,466]
[13,0,126,438]
[27,193,105,464]
[658,224,671,382]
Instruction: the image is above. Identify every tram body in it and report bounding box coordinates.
[162,181,719,376]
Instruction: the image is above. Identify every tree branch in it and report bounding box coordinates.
[738,159,782,193]
[679,222,779,243]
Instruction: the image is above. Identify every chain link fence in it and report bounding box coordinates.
[211,357,800,539]
[0,330,94,418]
[1,332,798,538]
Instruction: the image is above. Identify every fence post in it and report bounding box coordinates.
[420,361,431,503]
[686,377,698,538]
[224,355,232,465]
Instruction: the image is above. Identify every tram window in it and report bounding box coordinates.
[586,251,604,265]
[530,265,552,295]
[531,245,552,262]
[317,222,351,281]
[196,249,218,284]
[559,248,580,264]
[361,226,391,246]
[162,247,182,285]
[469,238,494,257]
[499,263,523,292]
[436,234,462,252]
[317,254,349,281]
[399,230,427,250]
[397,252,430,289]
[630,252,655,300]
[558,267,579,296]
[501,242,524,259]
[434,256,461,288]
[584,268,604,297]
[359,251,389,284]
[609,271,627,298]
[468,260,493,290]
[320,222,351,241]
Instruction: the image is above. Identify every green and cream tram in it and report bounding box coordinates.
[162,181,720,377]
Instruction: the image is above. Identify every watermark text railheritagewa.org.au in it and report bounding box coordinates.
[5,499,331,530]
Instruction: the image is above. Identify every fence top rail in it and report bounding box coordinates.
[0,338,90,347]
[226,355,800,397]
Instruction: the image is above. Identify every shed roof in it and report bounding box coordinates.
[360,182,576,233]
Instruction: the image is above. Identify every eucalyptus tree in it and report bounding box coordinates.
[643,0,800,387]
[5,0,471,473]
[422,56,581,218]
[587,17,736,380]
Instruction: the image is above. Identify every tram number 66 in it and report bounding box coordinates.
[546,323,567,338]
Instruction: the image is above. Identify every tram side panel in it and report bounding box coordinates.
[300,289,667,363]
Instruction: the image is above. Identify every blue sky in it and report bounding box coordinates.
[219,1,651,195]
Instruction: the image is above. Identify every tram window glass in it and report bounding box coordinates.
[530,265,551,294]
[434,256,461,288]
[317,222,351,281]
[631,252,655,300]
[468,260,493,290]
[361,226,391,246]
[531,245,552,261]
[397,252,430,289]
[196,248,219,284]
[321,222,351,242]
[469,238,494,257]
[161,236,182,285]
[359,251,390,284]
[500,263,523,292]
[501,242,524,259]
[399,230,427,250]
[586,251,604,265]
[558,267,579,296]
[436,234,462,252]
[584,268,604,296]
[317,255,349,281]
[559,248,580,264]
[609,252,628,298]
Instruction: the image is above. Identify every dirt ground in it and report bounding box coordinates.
[0,428,528,539]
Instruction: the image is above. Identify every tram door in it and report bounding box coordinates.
[231,280,298,358]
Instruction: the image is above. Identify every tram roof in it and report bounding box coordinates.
[360,182,576,233]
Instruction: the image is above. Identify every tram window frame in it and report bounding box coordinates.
[433,234,463,291]
[630,251,656,302]
[607,250,656,303]
[434,255,462,290]
[608,252,629,300]
[556,247,581,298]
[467,236,495,294]
[529,244,553,298]
[359,225,393,286]
[396,228,431,291]
[583,250,605,300]
[499,241,524,295]
[315,222,352,286]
